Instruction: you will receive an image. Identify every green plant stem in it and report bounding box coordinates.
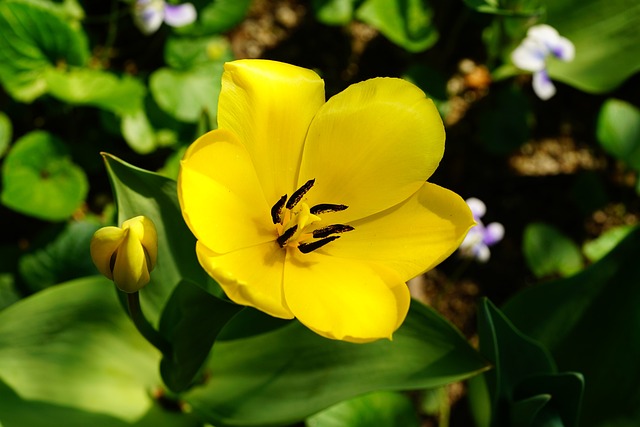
[438,386,450,427]
[127,291,172,355]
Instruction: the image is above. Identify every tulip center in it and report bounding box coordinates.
[271,179,354,253]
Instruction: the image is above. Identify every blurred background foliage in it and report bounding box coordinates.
[0,0,639,426]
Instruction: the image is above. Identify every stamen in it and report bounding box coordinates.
[277,225,298,247]
[310,203,348,215]
[298,236,340,254]
[270,194,287,224]
[286,179,315,210]
[313,224,354,238]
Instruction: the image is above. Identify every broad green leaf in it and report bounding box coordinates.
[184,299,488,426]
[178,0,252,36]
[18,220,102,292]
[503,227,640,426]
[45,68,146,116]
[0,0,89,102]
[522,222,583,278]
[121,108,159,155]
[0,277,199,427]
[306,391,420,427]
[582,225,636,263]
[1,131,88,221]
[312,0,359,25]
[159,280,242,392]
[0,111,11,158]
[468,299,583,427]
[102,154,208,326]
[0,273,20,311]
[462,0,543,16]
[596,98,640,170]
[544,0,640,92]
[165,35,231,70]
[355,0,439,52]
[150,62,226,125]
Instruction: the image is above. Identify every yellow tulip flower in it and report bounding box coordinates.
[90,216,158,293]
[178,59,473,343]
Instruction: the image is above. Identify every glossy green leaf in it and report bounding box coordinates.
[121,108,159,155]
[159,280,242,392]
[306,391,420,427]
[103,154,208,326]
[0,111,11,159]
[544,0,640,92]
[184,299,488,426]
[355,0,438,52]
[1,131,88,221]
[468,299,583,427]
[0,0,89,102]
[523,222,583,278]
[18,220,102,292]
[178,0,251,36]
[503,227,640,426]
[582,225,636,263]
[45,68,146,116]
[150,62,225,124]
[312,0,359,25]
[0,277,199,427]
[596,98,640,170]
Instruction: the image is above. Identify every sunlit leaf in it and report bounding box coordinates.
[312,0,359,25]
[582,225,636,263]
[1,131,88,221]
[522,222,583,278]
[0,111,11,159]
[0,0,89,102]
[184,299,488,426]
[177,0,252,36]
[596,98,640,170]
[355,0,438,52]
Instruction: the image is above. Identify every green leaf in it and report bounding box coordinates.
[184,299,488,426]
[306,391,420,427]
[596,98,640,170]
[0,111,11,158]
[0,0,89,102]
[121,107,159,155]
[582,225,636,263]
[165,35,231,70]
[150,61,226,124]
[462,0,544,16]
[45,68,146,116]
[312,0,359,25]
[159,280,242,392]
[178,0,252,36]
[503,227,640,426]
[355,0,439,52]
[0,277,200,427]
[543,0,640,93]
[468,299,583,427]
[18,219,102,292]
[1,131,88,221]
[522,222,583,278]
[102,154,208,326]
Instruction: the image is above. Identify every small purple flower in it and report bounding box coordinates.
[133,0,197,35]
[459,198,504,263]
[511,24,575,100]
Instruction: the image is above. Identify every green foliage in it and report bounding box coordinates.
[523,222,584,278]
[468,299,584,427]
[1,131,88,221]
[312,0,361,25]
[582,225,636,262]
[0,0,89,102]
[462,0,544,16]
[183,299,487,426]
[0,111,11,159]
[177,0,252,36]
[544,0,640,92]
[504,227,640,426]
[306,391,420,427]
[596,98,640,171]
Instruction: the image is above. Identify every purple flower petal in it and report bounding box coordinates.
[532,69,556,100]
[465,197,486,220]
[164,3,197,28]
[133,0,165,35]
[483,222,505,246]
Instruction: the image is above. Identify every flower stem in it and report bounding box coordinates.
[126,291,172,355]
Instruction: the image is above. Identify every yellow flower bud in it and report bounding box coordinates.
[90,216,158,293]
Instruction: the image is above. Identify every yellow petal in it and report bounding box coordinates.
[90,226,126,280]
[196,241,294,319]
[178,129,277,254]
[122,216,158,271]
[113,229,150,293]
[298,77,445,223]
[218,59,326,203]
[322,182,474,281]
[283,251,409,342]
